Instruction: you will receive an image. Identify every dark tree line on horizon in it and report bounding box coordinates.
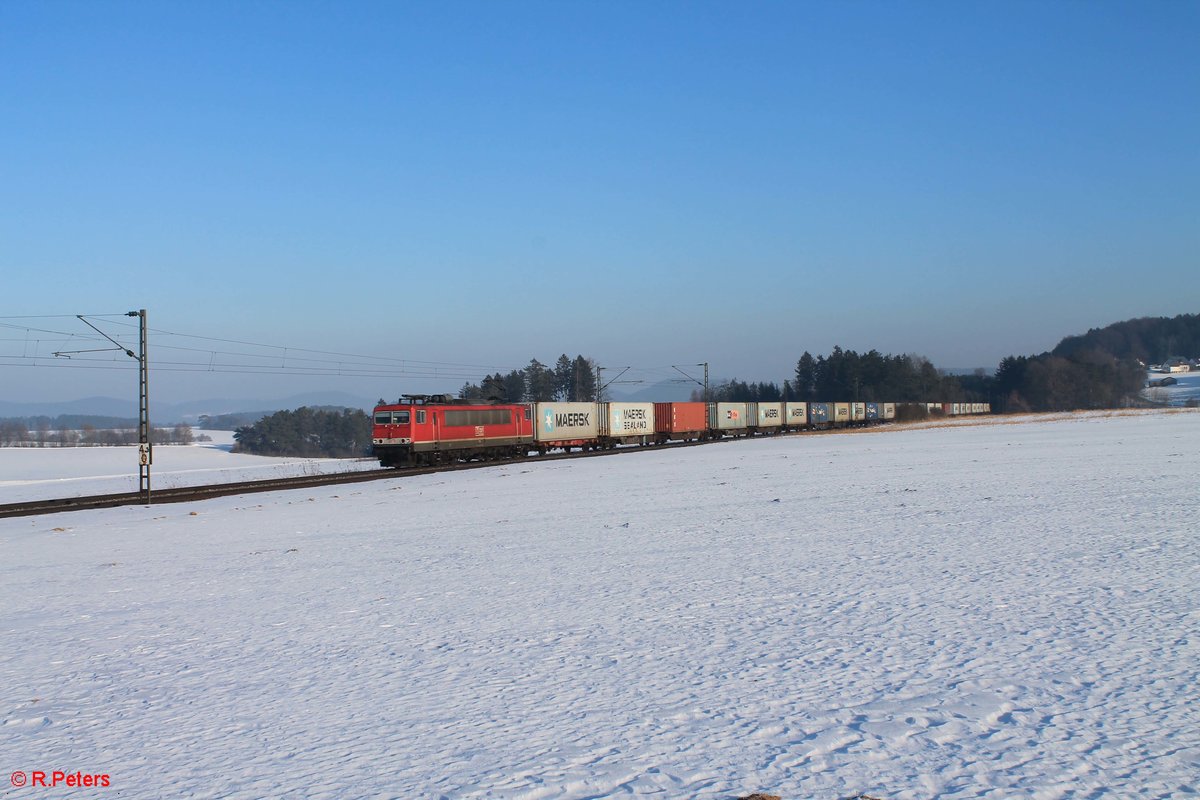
[977,314,1195,412]
[691,349,971,404]
[691,314,1195,412]
[1051,314,1199,365]
[985,353,1146,412]
[233,407,371,458]
[0,421,197,448]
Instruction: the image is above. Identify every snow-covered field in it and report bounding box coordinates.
[1145,370,1200,407]
[2,410,1198,799]
[0,431,378,503]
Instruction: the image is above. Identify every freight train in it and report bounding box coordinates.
[371,395,991,468]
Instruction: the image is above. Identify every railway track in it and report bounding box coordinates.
[0,468,402,519]
[0,438,719,519]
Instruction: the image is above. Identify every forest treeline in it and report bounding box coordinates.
[0,421,197,447]
[984,353,1146,412]
[698,314,1195,412]
[233,407,372,458]
[456,354,598,403]
[199,411,274,430]
[447,318,1176,413]
[977,314,1196,411]
[1051,314,1199,364]
[0,414,139,430]
[699,349,968,404]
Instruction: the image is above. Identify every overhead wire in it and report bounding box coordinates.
[0,315,513,383]
[0,315,704,391]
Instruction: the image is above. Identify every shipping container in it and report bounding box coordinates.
[601,403,655,440]
[809,402,831,426]
[883,402,896,420]
[709,402,751,432]
[754,402,784,430]
[834,403,851,425]
[784,402,808,428]
[865,402,881,421]
[653,402,707,441]
[532,402,600,443]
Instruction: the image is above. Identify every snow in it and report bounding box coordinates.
[0,432,378,503]
[2,409,1198,799]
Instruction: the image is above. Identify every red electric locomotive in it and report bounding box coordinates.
[372,394,534,467]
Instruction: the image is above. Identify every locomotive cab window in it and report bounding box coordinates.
[395,411,410,424]
[374,412,391,425]
[416,411,426,424]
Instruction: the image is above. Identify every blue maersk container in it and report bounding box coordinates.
[865,402,881,421]
[809,402,831,425]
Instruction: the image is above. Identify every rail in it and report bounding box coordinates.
[0,437,723,519]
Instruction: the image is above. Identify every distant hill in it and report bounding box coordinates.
[0,414,140,430]
[607,380,697,403]
[1052,314,1199,363]
[0,396,138,420]
[0,392,378,425]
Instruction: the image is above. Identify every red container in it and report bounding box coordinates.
[654,402,708,440]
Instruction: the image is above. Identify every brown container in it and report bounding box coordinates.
[654,402,708,437]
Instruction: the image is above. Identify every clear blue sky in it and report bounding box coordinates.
[2,1,1197,403]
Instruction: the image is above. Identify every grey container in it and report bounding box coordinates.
[709,402,751,430]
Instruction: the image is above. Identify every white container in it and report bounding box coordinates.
[601,403,655,437]
[785,402,808,426]
[533,402,600,442]
[755,402,783,428]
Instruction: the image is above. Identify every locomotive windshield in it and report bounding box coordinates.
[375,411,411,425]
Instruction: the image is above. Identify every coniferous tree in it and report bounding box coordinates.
[553,355,573,400]
[565,355,596,401]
